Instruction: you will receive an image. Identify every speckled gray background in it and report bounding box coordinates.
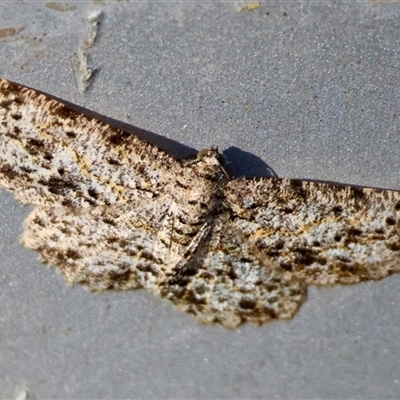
[1,1,400,399]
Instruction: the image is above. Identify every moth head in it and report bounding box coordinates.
[196,147,229,179]
[197,146,226,168]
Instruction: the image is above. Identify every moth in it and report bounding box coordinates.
[1,77,399,328]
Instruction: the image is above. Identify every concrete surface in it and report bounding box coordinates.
[1,1,400,398]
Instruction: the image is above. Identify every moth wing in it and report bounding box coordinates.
[160,214,307,328]
[21,199,177,292]
[223,177,400,286]
[0,78,180,206]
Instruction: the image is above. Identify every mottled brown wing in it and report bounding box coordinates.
[21,199,179,293]
[223,177,400,286]
[0,78,179,206]
[23,200,302,329]
[160,213,307,328]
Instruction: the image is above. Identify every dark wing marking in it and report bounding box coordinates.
[223,177,400,286]
[0,78,180,206]
[161,213,307,328]
[21,200,177,292]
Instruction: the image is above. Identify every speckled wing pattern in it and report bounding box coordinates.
[1,78,400,328]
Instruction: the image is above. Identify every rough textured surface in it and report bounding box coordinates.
[1,2,400,398]
[1,78,400,329]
